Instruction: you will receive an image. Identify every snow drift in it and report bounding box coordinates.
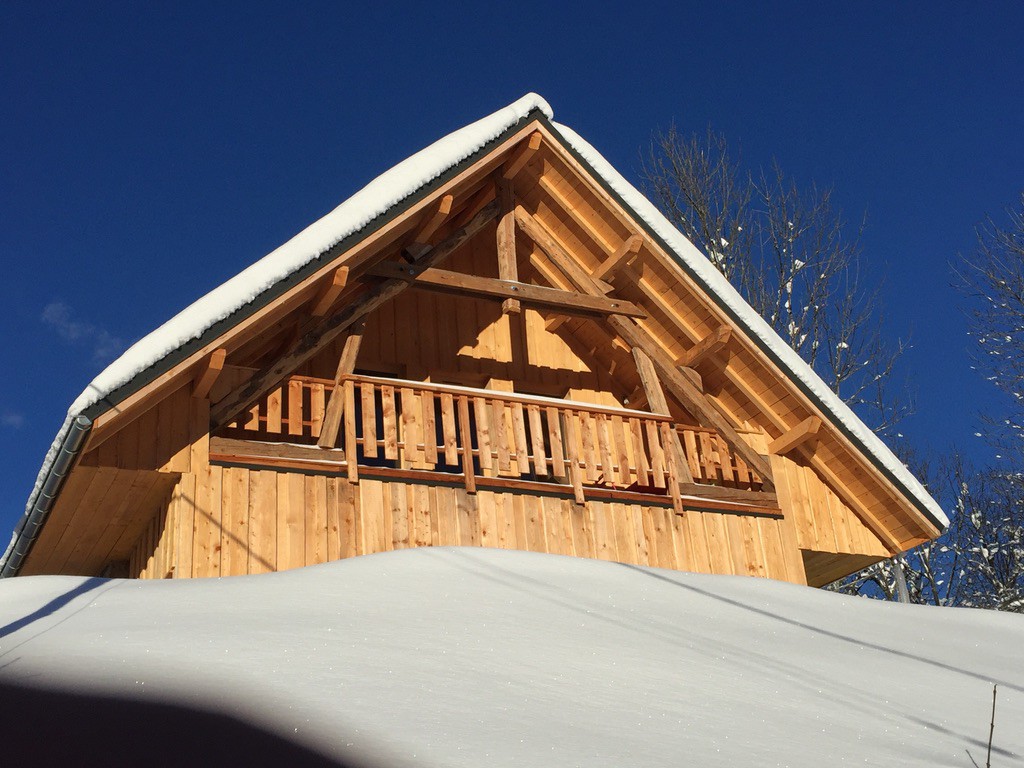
[0,548,1019,767]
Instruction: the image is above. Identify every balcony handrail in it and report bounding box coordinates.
[220,372,762,509]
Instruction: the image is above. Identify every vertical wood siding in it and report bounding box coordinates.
[129,469,804,584]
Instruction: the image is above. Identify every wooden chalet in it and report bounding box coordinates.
[3,95,946,586]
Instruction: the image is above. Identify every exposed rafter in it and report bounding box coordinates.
[192,348,226,400]
[678,326,732,369]
[593,235,643,282]
[311,266,351,317]
[502,131,542,180]
[769,416,821,456]
[412,194,454,246]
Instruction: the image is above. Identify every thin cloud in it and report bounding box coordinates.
[41,301,124,363]
[1,412,26,430]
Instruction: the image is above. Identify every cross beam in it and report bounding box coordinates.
[364,262,647,318]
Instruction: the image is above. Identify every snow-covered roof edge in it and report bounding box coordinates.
[3,94,553,575]
[547,121,947,530]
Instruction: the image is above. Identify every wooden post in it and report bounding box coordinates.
[317,321,366,449]
[632,347,695,486]
[457,395,477,494]
[496,178,520,314]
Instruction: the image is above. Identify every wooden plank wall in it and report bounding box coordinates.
[771,453,890,559]
[128,469,805,584]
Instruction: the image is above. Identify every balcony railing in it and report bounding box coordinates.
[219,373,763,511]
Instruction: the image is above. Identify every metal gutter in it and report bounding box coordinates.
[1,415,92,577]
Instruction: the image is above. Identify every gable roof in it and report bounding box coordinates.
[2,94,946,576]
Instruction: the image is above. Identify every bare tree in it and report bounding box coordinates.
[832,195,1024,611]
[643,127,909,433]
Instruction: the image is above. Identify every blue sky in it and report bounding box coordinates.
[2,1,1022,536]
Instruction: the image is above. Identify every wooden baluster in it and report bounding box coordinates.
[717,435,735,486]
[310,383,326,439]
[546,406,566,480]
[629,417,649,487]
[245,403,259,431]
[381,385,398,460]
[527,404,548,477]
[265,386,283,435]
[493,399,511,473]
[457,395,477,493]
[646,419,666,489]
[561,410,586,504]
[440,393,459,465]
[681,429,702,482]
[611,415,631,486]
[344,380,358,483]
[287,380,304,437]
[421,390,438,467]
[511,402,531,476]
[361,382,378,457]
[579,412,599,483]
[698,430,716,483]
[400,388,420,467]
[474,397,493,473]
[596,414,614,483]
[660,422,684,515]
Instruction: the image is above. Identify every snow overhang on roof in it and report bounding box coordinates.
[2,93,946,576]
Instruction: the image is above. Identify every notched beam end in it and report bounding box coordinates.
[193,348,227,400]
[769,416,822,456]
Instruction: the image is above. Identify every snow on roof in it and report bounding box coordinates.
[7,93,944,572]
[0,548,1019,765]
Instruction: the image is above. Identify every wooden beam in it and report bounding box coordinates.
[515,206,774,489]
[311,266,350,317]
[210,199,501,428]
[515,206,613,293]
[536,174,616,257]
[365,262,647,318]
[680,366,702,391]
[624,385,648,410]
[448,181,495,231]
[502,131,542,179]
[411,193,454,246]
[769,416,822,455]
[632,348,694,484]
[317,322,366,449]
[632,348,671,415]
[593,235,643,281]
[192,348,226,400]
[678,325,732,369]
[496,179,520,314]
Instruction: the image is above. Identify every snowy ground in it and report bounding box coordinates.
[0,547,1020,767]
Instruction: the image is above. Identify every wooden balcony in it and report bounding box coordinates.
[214,374,769,514]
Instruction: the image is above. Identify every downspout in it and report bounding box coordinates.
[0,414,93,578]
